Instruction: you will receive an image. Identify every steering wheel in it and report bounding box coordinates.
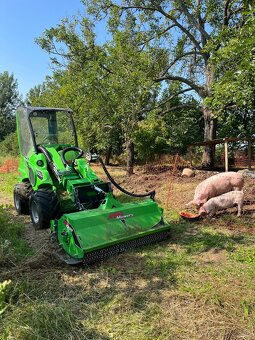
[61,147,84,166]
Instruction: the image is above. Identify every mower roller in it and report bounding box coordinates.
[14,106,171,264]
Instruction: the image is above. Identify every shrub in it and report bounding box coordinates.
[0,132,19,157]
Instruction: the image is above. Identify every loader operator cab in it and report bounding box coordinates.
[17,106,79,163]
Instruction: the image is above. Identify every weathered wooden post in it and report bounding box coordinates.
[224,138,229,172]
[248,139,252,170]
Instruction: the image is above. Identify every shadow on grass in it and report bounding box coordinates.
[0,244,184,339]
[169,219,252,255]
[2,213,255,339]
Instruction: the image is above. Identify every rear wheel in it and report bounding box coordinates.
[14,182,33,215]
[29,189,60,229]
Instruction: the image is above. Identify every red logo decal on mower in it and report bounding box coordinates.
[108,212,134,220]
[108,212,123,219]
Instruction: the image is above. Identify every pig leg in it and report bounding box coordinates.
[208,207,217,218]
[237,201,243,217]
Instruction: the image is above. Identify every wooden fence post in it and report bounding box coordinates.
[248,140,252,170]
[224,139,228,172]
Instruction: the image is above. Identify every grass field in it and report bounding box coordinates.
[1,167,255,339]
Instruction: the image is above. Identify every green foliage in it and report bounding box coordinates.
[0,173,19,196]
[27,0,254,166]
[134,116,168,161]
[0,132,19,157]
[207,10,255,113]
[30,12,203,162]
[0,177,31,327]
[217,108,255,138]
[81,0,254,167]
[32,16,171,162]
[0,71,21,141]
[134,105,203,160]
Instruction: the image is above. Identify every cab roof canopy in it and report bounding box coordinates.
[17,106,73,118]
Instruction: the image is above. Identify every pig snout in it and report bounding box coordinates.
[186,199,206,210]
[198,205,207,217]
[199,200,216,217]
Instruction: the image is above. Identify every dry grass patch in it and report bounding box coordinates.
[1,168,255,339]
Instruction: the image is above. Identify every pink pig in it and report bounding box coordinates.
[187,172,244,209]
[198,190,244,217]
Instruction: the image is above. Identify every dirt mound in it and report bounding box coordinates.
[0,158,19,173]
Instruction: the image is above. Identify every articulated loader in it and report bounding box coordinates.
[14,106,171,264]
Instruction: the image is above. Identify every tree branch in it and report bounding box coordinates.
[159,103,202,116]
[223,0,233,26]
[164,87,195,103]
[154,75,205,97]
[111,4,158,12]
[161,51,204,76]
[180,2,211,42]
[155,5,203,52]
[143,88,194,113]
[227,6,244,22]
[110,3,203,52]
[138,24,177,47]
[99,63,114,74]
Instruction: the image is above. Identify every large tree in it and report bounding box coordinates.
[82,0,252,167]
[36,16,167,174]
[208,9,255,113]
[0,71,20,141]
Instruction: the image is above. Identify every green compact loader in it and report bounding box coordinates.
[14,106,171,264]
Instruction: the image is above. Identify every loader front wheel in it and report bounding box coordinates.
[29,189,60,229]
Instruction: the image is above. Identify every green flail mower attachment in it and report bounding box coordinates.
[14,106,171,264]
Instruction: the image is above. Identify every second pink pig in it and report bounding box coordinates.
[198,190,244,217]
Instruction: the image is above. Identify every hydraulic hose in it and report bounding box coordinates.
[38,145,61,182]
[97,156,155,200]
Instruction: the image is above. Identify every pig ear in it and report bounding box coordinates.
[197,199,205,207]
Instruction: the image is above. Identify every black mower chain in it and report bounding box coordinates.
[82,230,171,265]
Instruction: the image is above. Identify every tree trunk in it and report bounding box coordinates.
[104,146,112,166]
[127,139,134,176]
[202,64,217,168]
[202,106,217,168]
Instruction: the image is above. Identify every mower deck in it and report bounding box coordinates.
[55,199,170,262]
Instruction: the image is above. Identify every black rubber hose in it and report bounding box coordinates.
[61,146,84,166]
[38,146,58,176]
[97,156,155,200]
